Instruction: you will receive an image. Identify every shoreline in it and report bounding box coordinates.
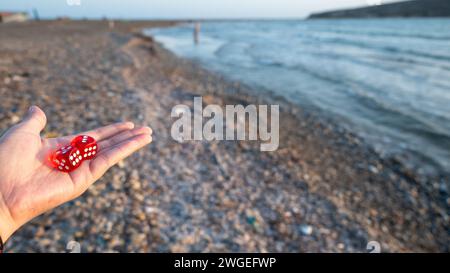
[147,21,450,177]
[0,20,448,252]
[148,27,449,178]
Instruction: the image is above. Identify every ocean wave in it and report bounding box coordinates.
[151,19,450,173]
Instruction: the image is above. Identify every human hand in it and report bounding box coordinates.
[0,106,152,242]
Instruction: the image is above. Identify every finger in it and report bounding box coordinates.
[60,122,135,142]
[15,106,47,134]
[97,126,152,150]
[89,133,152,180]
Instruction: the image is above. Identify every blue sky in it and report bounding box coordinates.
[0,0,400,19]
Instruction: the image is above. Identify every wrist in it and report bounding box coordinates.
[0,195,16,243]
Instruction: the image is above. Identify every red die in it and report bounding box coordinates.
[51,145,83,172]
[71,135,98,160]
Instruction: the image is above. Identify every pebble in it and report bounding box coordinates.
[10,115,20,124]
[368,165,379,174]
[299,224,313,236]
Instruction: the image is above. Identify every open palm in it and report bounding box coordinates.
[0,106,152,242]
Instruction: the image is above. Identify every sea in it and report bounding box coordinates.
[145,19,450,175]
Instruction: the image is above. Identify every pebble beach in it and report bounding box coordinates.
[0,20,448,252]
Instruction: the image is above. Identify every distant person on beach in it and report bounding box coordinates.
[0,106,153,251]
[194,22,201,44]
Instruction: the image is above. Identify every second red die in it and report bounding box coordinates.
[71,135,98,160]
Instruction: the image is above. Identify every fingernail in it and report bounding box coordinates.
[142,126,152,135]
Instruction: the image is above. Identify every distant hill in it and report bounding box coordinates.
[308,0,450,19]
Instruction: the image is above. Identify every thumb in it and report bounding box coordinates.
[17,106,47,134]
